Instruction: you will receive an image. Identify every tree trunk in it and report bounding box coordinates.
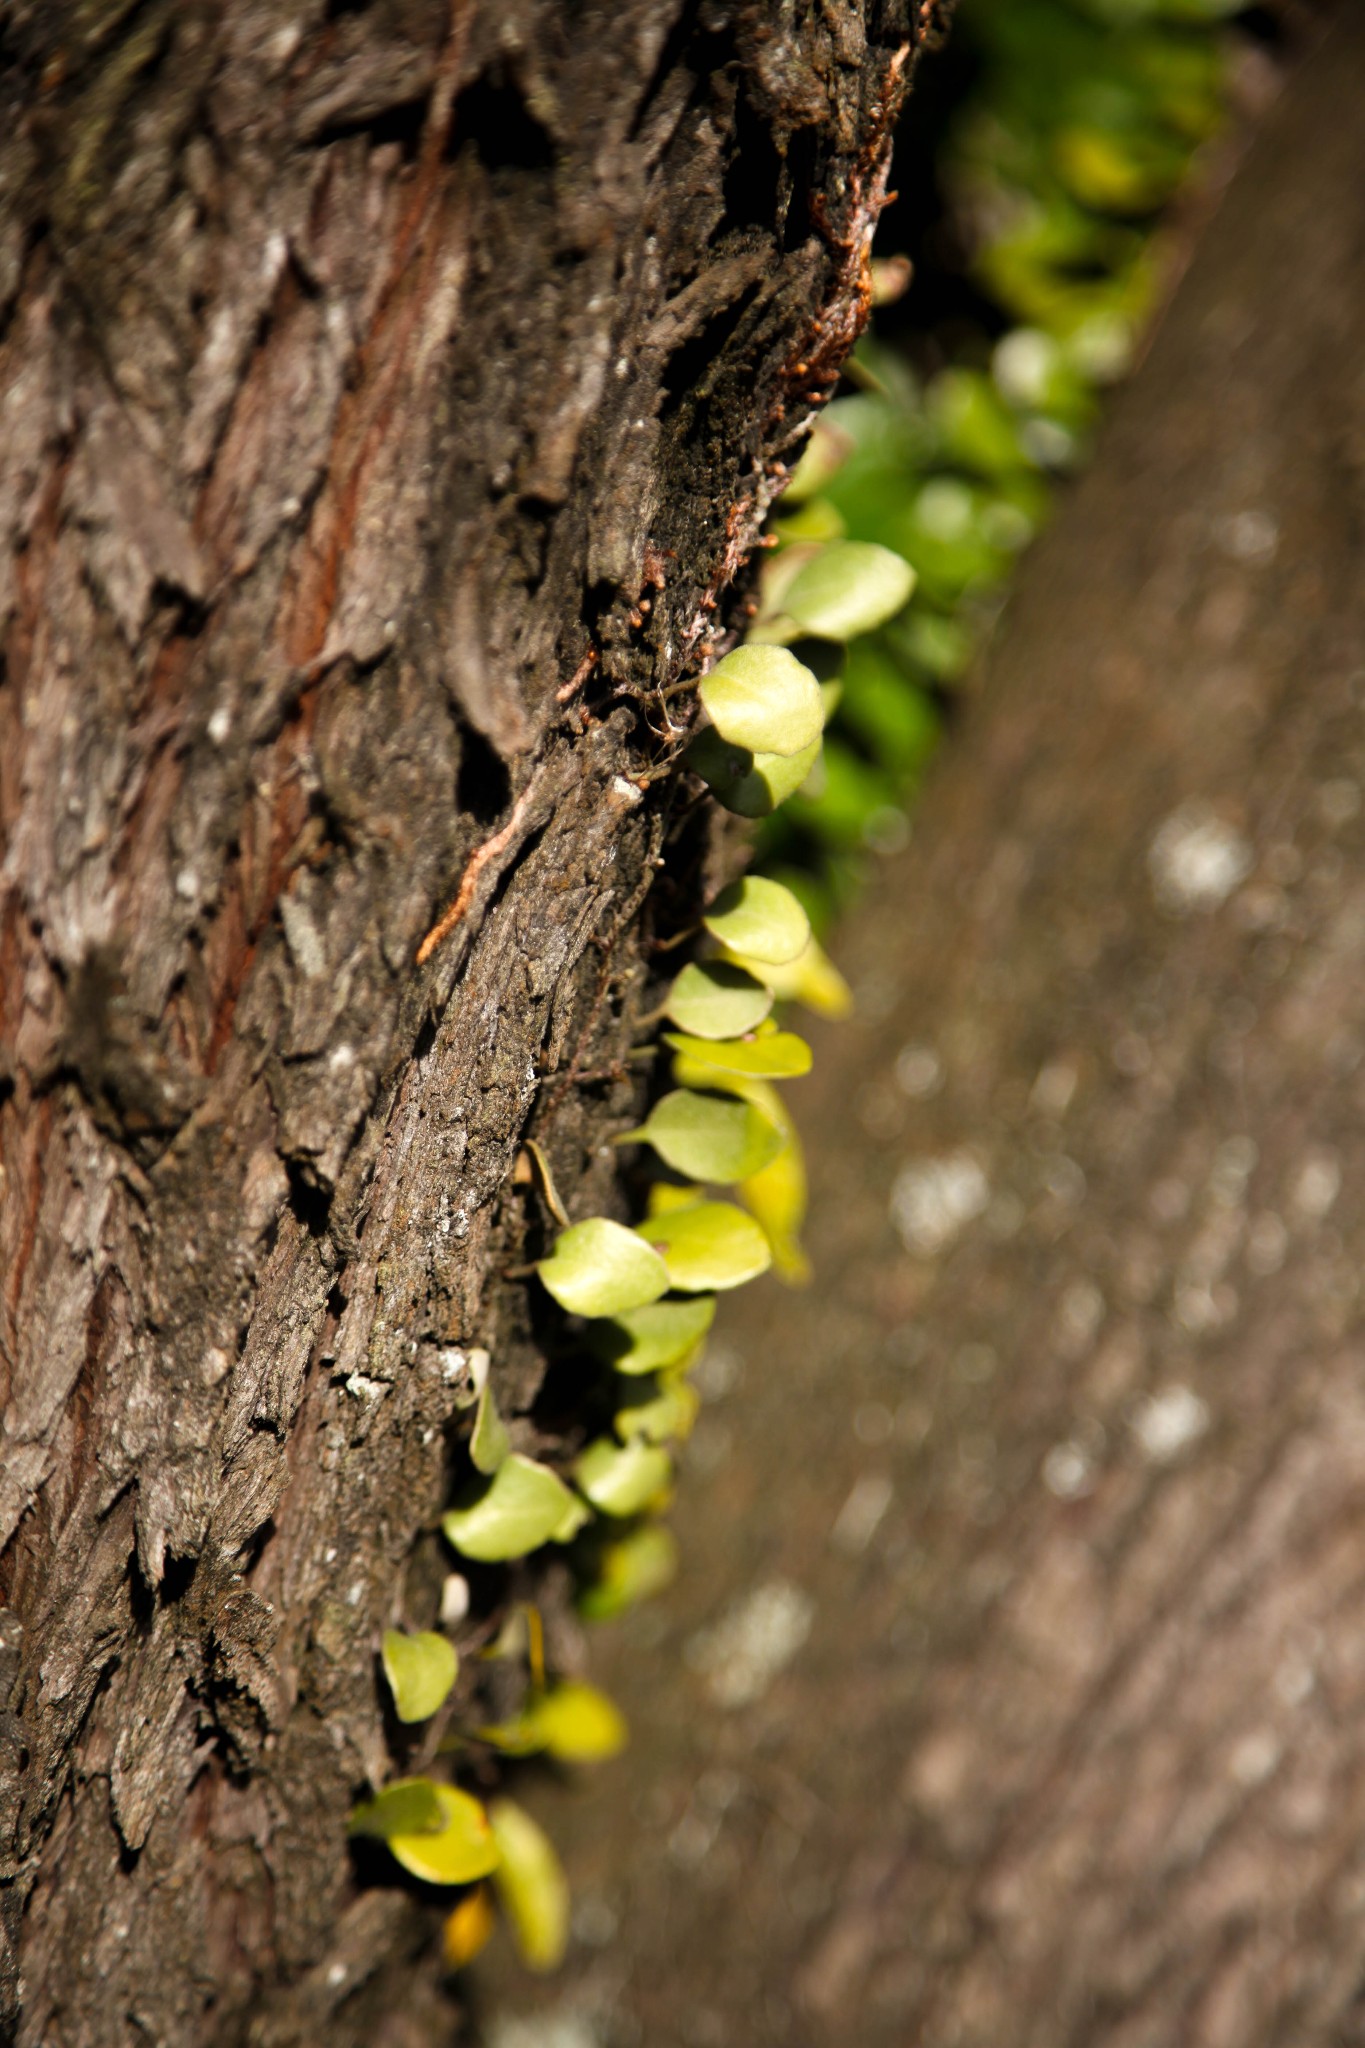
[470,13,1365,2045]
[0,4,932,2040]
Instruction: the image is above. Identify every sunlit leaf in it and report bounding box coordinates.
[578,1524,679,1620]
[780,540,916,640]
[688,728,822,818]
[702,877,810,966]
[489,1798,570,1973]
[587,1295,717,1376]
[468,1379,510,1476]
[537,1216,669,1317]
[350,1777,444,1842]
[443,1887,496,1970]
[479,1682,629,1765]
[782,417,853,503]
[622,1088,784,1184]
[740,1126,811,1285]
[575,1436,672,1517]
[382,1630,459,1724]
[665,961,773,1041]
[636,1200,772,1292]
[354,1779,500,1887]
[720,935,853,1018]
[664,1029,812,1082]
[441,1455,578,1563]
[698,645,824,758]
[615,1375,700,1445]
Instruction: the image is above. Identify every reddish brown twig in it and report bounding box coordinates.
[415,784,537,964]
[557,645,598,703]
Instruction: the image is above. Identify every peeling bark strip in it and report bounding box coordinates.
[0,2,938,2040]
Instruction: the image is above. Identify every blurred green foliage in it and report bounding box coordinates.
[760,0,1244,923]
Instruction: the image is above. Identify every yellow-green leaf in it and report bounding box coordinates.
[664,1029,812,1082]
[537,1216,669,1317]
[665,961,772,1040]
[702,877,810,966]
[575,1436,672,1517]
[443,1887,496,1970]
[698,644,824,758]
[529,1681,628,1763]
[441,1455,578,1563]
[354,1779,499,1887]
[587,1295,717,1376]
[578,1524,679,1620]
[381,1630,458,1724]
[615,1375,700,1445]
[468,1378,510,1475]
[636,1200,771,1292]
[721,934,852,1018]
[688,728,822,818]
[489,1798,571,1972]
[781,540,916,641]
[622,1088,784,1184]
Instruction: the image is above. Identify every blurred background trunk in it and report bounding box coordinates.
[0,3,925,2040]
[473,13,1365,2045]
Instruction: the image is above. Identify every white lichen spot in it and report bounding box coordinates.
[1130,1383,1210,1463]
[344,1372,386,1402]
[611,775,644,805]
[894,1043,943,1099]
[1292,1149,1341,1220]
[891,1152,989,1256]
[831,1473,894,1556]
[440,1573,471,1627]
[685,1579,814,1710]
[1148,804,1253,915]
[328,1043,355,1073]
[207,705,232,746]
[175,868,198,903]
[326,1963,348,1989]
[1043,1439,1097,1500]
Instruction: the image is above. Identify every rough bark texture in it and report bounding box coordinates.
[0,3,932,2040]
[472,15,1365,2045]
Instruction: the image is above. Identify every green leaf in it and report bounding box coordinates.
[381,1630,459,1724]
[587,1296,717,1376]
[575,1436,673,1517]
[478,1681,629,1765]
[537,1216,669,1317]
[468,1379,510,1475]
[441,1455,579,1563]
[688,728,822,818]
[636,1200,772,1292]
[354,1779,500,1887]
[665,961,773,1040]
[350,1777,445,1842]
[489,1798,571,1973]
[615,1375,700,1445]
[623,1088,784,1184]
[664,1029,812,1082]
[578,1524,679,1620]
[698,644,824,758]
[702,877,810,966]
[781,540,916,641]
[528,1681,628,1763]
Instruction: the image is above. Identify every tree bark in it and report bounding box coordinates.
[470,13,1365,2045]
[0,4,933,2040]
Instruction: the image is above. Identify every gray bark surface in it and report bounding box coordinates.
[0,3,929,2040]
[473,15,1365,2045]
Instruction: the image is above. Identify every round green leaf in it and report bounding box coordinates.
[636,1200,772,1292]
[615,1376,700,1445]
[575,1436,673,1517]
[441,1455,578,1563]
[688,727,822,818]
[578,1524,679,1620]
[468,1379,510,1475]
[664,1029,813,1081]
[665,961,772,1041]
[529,1681,628,1763]
[780,540,916,641]
[359,1780,500,1887]
[537,1216,669,1317]
[587,1296,717,1375]
[489,1798,570,1973]
[381,1630,458,1724]
[698,644,824,758]
[626,1088,784,1184]
[702,877,810,966]
[350,1777,445,1842]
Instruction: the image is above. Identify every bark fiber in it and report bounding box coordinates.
[0,2,932,2039]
